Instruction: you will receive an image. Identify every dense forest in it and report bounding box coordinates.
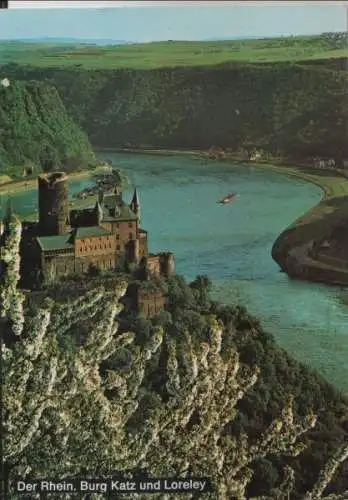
[3,58,347,161]
[1,214,348,499]
[0,80,96,177]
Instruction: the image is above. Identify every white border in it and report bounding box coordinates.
[8,0,348,9]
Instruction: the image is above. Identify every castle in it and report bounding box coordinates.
[1,171,175,317]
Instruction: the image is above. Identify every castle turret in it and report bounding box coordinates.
[94,200,104,224]
[98,189,104,205]
[130,188,140,221]
[160,252,175,277]
[38,172,69,236]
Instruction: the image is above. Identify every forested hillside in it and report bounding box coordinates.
[4,58,347,160]
[0,80,96,177]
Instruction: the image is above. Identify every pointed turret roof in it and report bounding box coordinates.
[94,200,104,222]
[131,188,140,207]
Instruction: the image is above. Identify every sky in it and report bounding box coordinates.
[0,1,346,42]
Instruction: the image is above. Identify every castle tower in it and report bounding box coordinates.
[94,200,104,225]
[130,188,140,221]
[160,252,175,277]
[38,172,69,236]
[98,189,104,205]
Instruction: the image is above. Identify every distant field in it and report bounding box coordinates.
[0,33,347,69]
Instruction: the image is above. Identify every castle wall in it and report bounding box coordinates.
[74,254,116,273]
[75,234,116,257]
[124,283,165,318]
[139,232,148,259]
[38,172,69,236]
[137,289,165,318]
[118,220,137,250]
[40,251,117,279]
[160,252,175,277]
[147,255,161,276]
[101,220,139,260]
[41,251,75,280]
[146,253,175,277]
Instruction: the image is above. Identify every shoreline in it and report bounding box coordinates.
[4,147,348,286]
[96,146,348,200]
[0,170,93,196]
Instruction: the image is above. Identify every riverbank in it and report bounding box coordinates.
[269,167,348,285]
[0,170,93,196]
[97,146,348,200]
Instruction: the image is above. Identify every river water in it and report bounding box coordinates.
[3,153,348,393]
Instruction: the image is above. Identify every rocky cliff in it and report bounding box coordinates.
[272,194,348,285]
[2,215,348,499]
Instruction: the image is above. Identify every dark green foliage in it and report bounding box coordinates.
[248,458,280,496]
[159,275,348,498]
[103,347,133,372]
[3,60,347,160]
[0,80,96,177]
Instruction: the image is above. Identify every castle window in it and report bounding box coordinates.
[129,233,133,240]
[128,222,132,228]
[116,234,120,240]
[109,243,111,248]
[117,245,120,251]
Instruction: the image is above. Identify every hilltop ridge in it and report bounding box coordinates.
[4,57,346,162]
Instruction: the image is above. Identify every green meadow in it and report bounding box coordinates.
[0,32,347,69]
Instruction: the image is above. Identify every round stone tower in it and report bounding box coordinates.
[38,172,69,236]
[160,252,175,277]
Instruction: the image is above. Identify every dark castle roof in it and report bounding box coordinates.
[68,193,137,223]
[37,226,111,251]
[75,226,111,238]
[102,194,137,222]
[37,234,74,252]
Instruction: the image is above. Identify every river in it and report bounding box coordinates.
[2,153,348,393]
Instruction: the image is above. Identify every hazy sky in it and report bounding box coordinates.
[1,2,346,41]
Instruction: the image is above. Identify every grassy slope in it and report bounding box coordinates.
[0,32,347,69]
